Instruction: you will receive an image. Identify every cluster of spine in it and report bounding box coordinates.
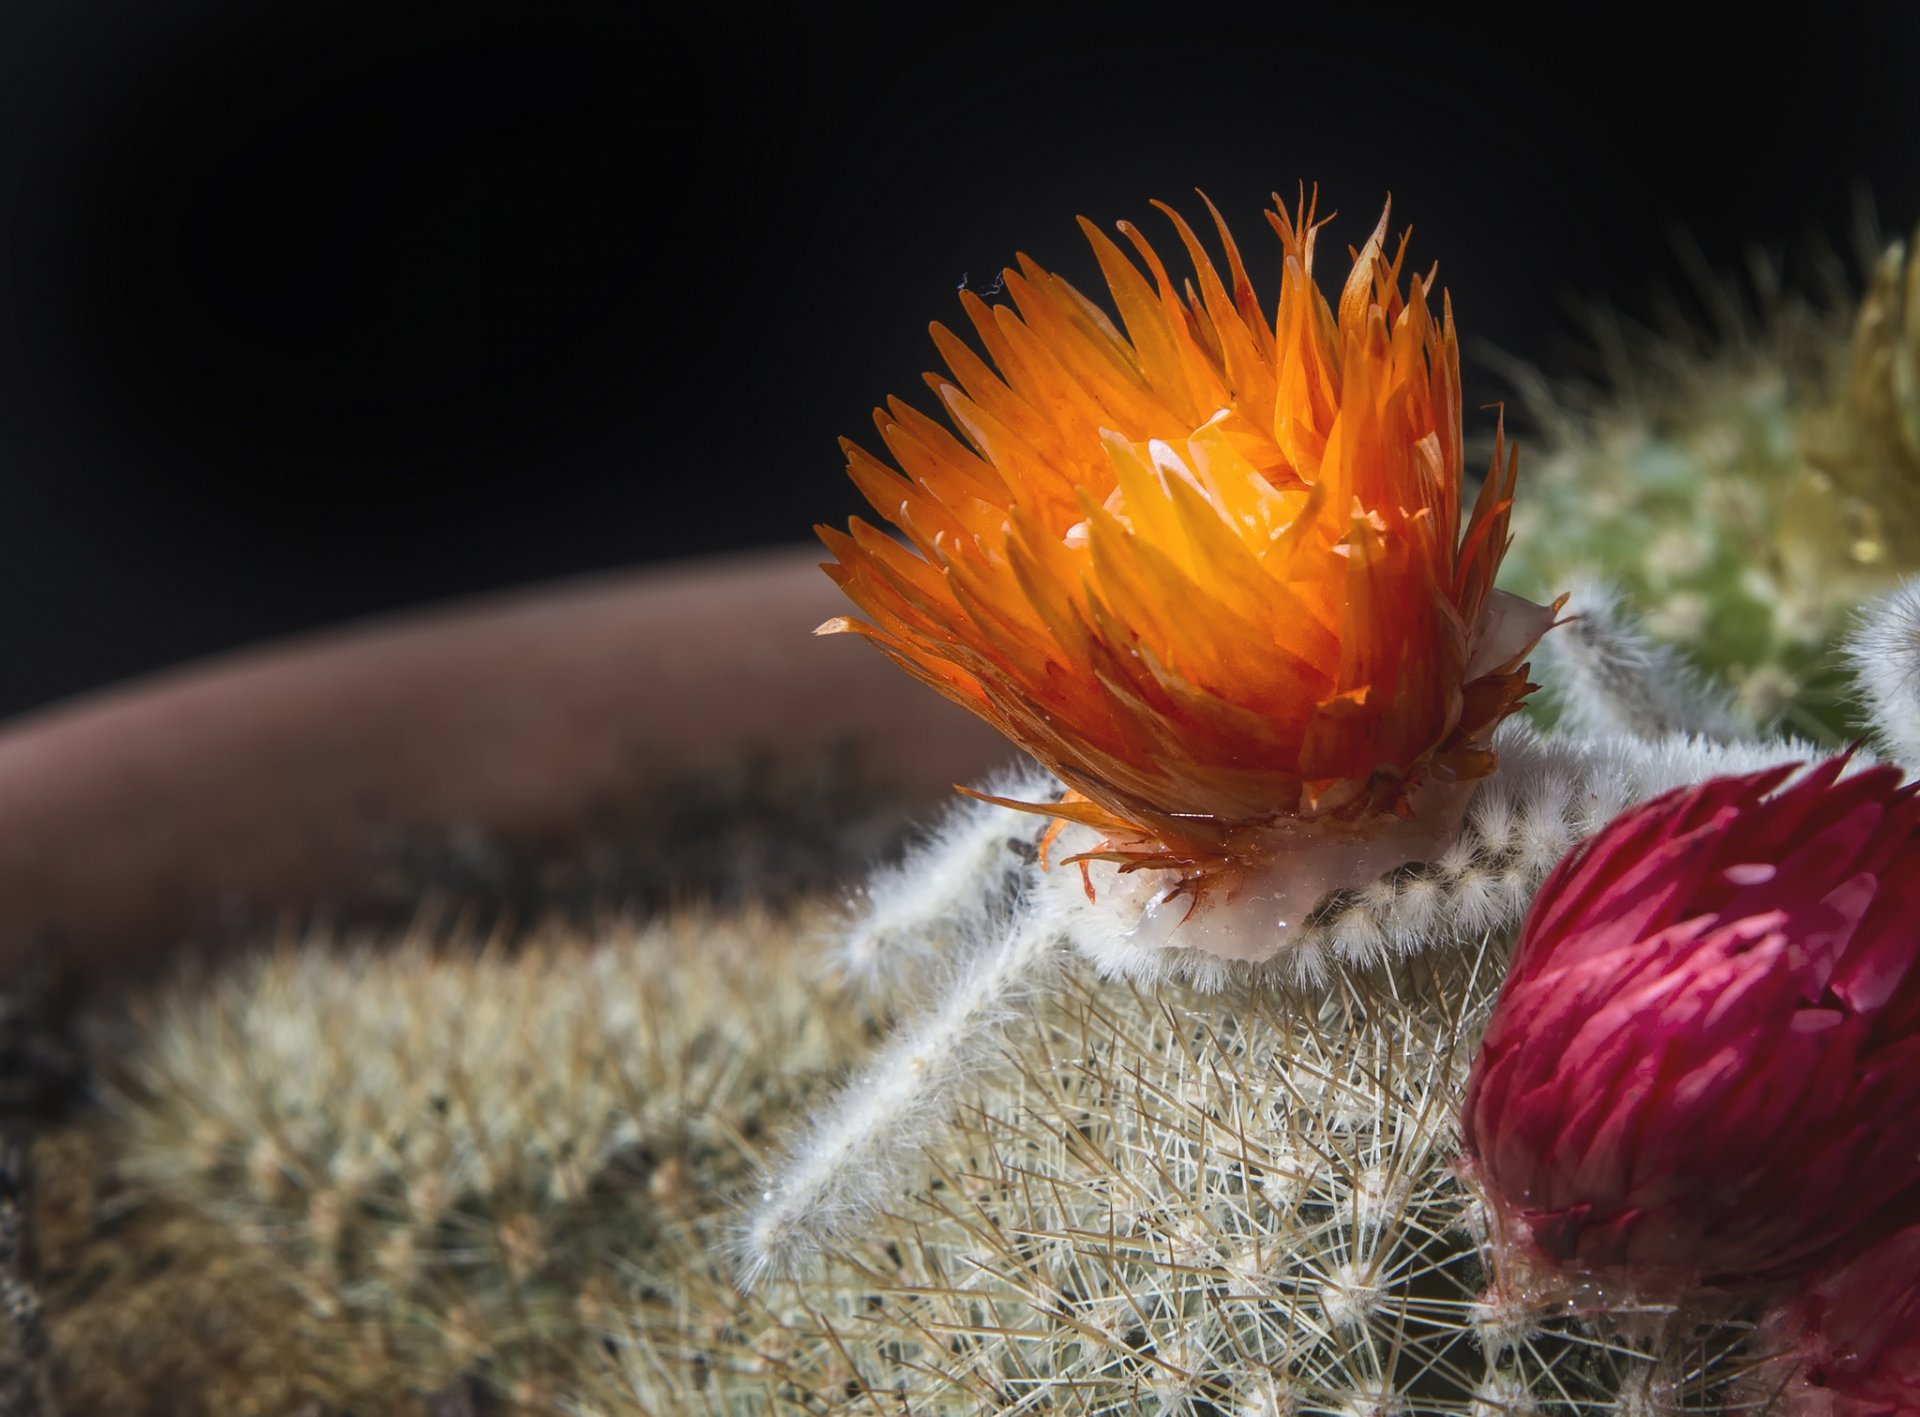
[828,760,1055,1007]
[1497,224,1920,739]
[94,905,875,1412]
[594,934,1783,1414]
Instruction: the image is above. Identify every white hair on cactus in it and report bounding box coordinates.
[740,899,1061,1282]
[1843,576,1920,770]
[829,758,1058,1006]
[1535,577,1748,741]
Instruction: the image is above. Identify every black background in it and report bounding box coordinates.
[2,1,1916,719]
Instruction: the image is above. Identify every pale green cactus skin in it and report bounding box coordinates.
[1498,230,1920,742]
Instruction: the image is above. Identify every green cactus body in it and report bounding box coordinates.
[1499,230,1920,741]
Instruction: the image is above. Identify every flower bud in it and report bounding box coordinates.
[819,191,1553,945]
[1461,757,1920,1295]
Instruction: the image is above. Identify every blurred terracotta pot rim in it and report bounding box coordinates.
[0,545,1008,982]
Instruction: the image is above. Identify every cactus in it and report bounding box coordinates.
[51,888,1809,1416]
[28,1123,404,1416]
[1497,224,1920,741]
[91,904,876,1411]
[638,578,1920,1411]
[593,932,1787,1414]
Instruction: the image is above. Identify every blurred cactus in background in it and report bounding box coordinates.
[30,1125,385,1416]
[71,906,874,1412]
[1498,222,1920,739]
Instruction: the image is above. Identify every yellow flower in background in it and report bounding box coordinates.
[820,190,1552,904]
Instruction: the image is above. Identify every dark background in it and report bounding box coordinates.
[2,1,1916,720]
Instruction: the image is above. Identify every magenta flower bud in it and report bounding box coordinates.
[1461,757,1920,1295]
[1763,1224,1920,1416]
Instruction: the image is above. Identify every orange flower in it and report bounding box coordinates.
[819,190,1552,903]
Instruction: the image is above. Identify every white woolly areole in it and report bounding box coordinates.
[1033,718,1859,990]
[1844,576,1920,771]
